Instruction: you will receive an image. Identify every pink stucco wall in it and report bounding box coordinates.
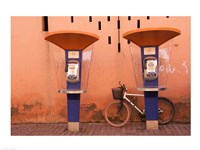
[11,16,190,123]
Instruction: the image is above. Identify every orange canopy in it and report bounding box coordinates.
[123,28,181,47]
[45,30,99,50]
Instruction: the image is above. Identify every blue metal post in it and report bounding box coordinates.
[141,46,159,121]
[65,50,82,123]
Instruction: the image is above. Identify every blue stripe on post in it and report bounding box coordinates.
[141,46,159,120]
[67,94,80,122]
[144,91,158,120]
[65,50,82,123]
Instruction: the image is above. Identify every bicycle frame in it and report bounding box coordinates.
[105,82,175,127]
[123,91,145,115]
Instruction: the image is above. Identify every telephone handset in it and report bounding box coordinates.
[143,57,158,80]
[65,60,80,83]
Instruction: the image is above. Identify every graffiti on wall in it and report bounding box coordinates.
[159,60,189,74]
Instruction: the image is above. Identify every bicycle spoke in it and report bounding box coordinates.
[158,97,175,124]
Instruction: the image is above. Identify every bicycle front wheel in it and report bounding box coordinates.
[158,97,175,125]
[104,101,130,127]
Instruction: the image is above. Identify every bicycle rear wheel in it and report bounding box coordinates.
[104,101,130,127]
[158,97,175,125]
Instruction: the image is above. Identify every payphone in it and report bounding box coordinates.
[66,60,80,83]
[143,56,158,80]
[123,28,181,129]
[45,30,99,131]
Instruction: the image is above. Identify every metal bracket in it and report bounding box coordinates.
[137,87,167,91]
[58,89,86,94]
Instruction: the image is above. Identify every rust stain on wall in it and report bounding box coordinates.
[80,103,104,122]
[91,110,104,121]
[11,107,19,116]
[59,106,67,118]
[23,104,34,111]
[23,102,42,111]
[173,101,190,122]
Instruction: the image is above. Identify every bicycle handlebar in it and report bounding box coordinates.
[119,81,127,91]
[119,81,123,87]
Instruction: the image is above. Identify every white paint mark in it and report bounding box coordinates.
[176,70,181,73]
[159,65,165,72]
[159,49,170,60]
[159,60,189,74]
[182,61,188,74]
[166,64,176,73]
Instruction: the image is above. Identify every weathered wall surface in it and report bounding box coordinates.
[11,16,190,123]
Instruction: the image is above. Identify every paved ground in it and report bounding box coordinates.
[11,122,190,136]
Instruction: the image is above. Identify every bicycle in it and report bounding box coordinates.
[104,81,175,127]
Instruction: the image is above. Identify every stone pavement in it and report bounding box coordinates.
[11,122,190,136]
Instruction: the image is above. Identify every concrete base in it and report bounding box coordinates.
[146,120,158,130]
[68,122,79,131]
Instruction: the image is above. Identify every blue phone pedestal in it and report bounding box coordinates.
[45,31,99,131]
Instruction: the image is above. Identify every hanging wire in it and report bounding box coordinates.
[117,16,121,53]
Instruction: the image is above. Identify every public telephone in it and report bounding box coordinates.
[65,60,80,83]
[143,57,158,80]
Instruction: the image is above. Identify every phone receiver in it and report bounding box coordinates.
[65,64,68,72]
